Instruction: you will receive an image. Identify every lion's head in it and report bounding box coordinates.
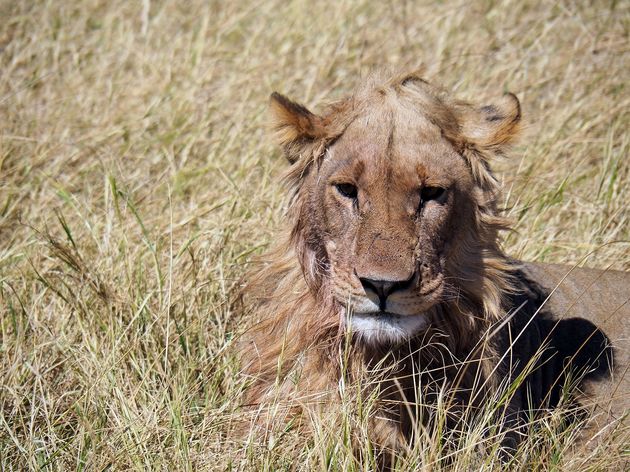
[262,72,521,346]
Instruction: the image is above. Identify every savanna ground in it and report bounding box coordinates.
[0,0,628,470]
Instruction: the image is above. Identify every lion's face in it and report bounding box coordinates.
[269,75,520,345]
[306,110,476,343]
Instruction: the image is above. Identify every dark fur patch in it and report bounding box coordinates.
[481,105,498,114]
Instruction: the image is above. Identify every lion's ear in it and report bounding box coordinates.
[461,93,521,153]
[269,92,326,164]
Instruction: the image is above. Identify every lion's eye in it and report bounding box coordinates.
[420,186,446,203]
[335,183,358,200]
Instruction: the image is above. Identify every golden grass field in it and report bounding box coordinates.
[0,0,628,470]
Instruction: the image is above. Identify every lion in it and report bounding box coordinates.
[240,71,629,459]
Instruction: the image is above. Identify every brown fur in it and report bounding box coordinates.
[239,71,627,453]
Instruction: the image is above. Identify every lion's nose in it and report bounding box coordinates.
[358,274,415,311]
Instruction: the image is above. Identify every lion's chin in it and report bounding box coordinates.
[349,312,430,345]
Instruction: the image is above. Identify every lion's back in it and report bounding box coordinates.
[522,262,630,438]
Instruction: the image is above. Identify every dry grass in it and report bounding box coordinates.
[0,0,628,470]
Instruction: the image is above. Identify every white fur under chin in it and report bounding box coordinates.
[350,312,430,345]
